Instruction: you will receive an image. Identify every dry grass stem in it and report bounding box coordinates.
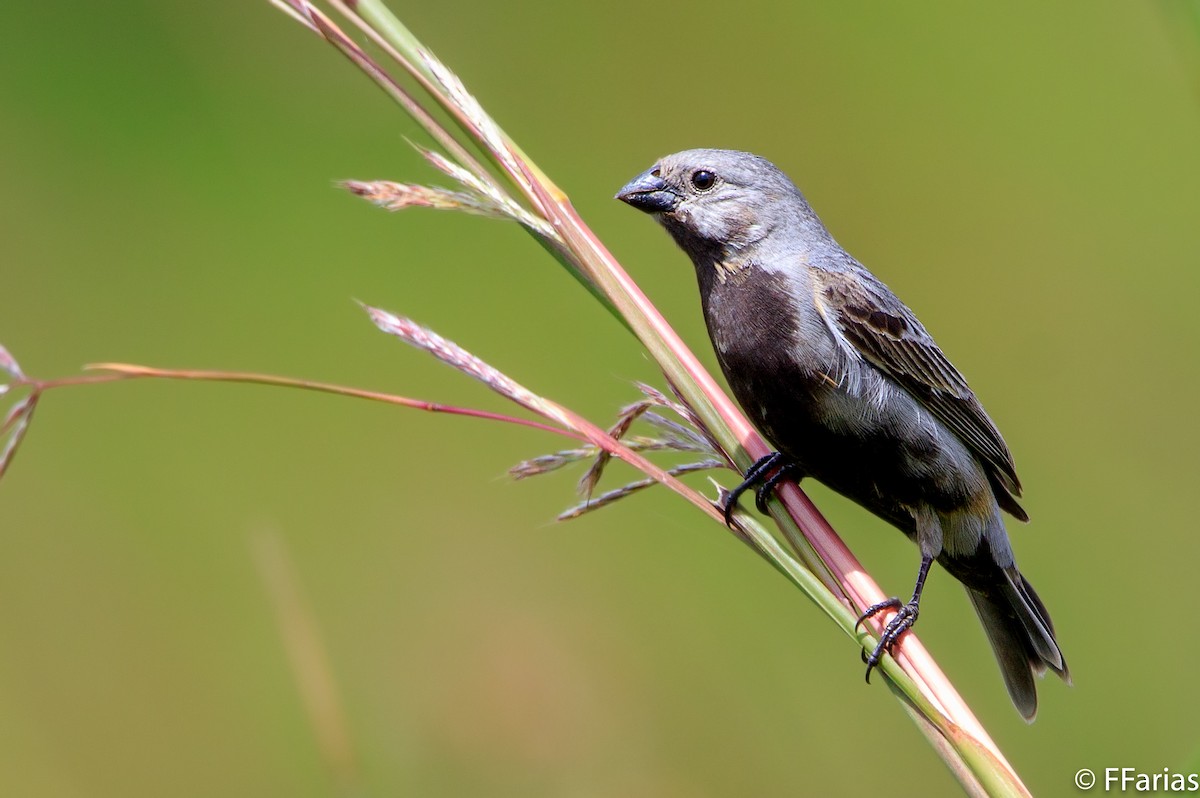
[254,529,359,792]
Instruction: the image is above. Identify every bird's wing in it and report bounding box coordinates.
[815,269,1026,519]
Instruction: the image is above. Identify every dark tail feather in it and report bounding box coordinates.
[966,572,1069,722]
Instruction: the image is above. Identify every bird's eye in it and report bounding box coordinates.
[690,170,717,191]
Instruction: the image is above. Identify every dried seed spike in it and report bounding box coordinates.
[559,476,655,520]
[414,145,482,188]
[633,381,677,409]
[342,179,504,219]
[416,51,519,180]
[363,304,545,416]
[612,399,656,439]
[642,412,714,454]
[559,459,726,521]
[663,379,708,428]
[656,378,725,459]
[0,396,36,480]
[0,344,24,381]
[509,446,596,480]
[512,438,682,481]
[621,436,676,452]
[410,144,559,241]
[577,400,654,497]
[1,394,33,436]
[635,380,710,441]
[629,381,719,455]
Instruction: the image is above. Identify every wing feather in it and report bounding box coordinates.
[817,269,1026,519]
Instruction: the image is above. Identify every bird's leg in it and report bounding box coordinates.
[856,555,934,683]
[722,451,790,527]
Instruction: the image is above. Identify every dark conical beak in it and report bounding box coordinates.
[615,169,680,213]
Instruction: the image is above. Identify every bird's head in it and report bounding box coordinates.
[616,148,815,258]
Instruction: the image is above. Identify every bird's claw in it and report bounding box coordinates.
[855,597,901,632]
[857,598,920,683]
[721,452,797,527]
[754,462,800,513]
[721,490,743,527]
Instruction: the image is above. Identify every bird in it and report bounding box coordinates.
[615,148,1068,720]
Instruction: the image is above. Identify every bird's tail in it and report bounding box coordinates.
[965,570,1070,722]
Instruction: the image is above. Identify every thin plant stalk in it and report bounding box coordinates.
[269,2,1031,794]
[255,529,360,793]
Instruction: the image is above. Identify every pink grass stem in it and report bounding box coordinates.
[73,365,578,440]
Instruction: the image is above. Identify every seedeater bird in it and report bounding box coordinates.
[616,149,1068,720]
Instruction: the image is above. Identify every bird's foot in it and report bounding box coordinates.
[856,598,920,683]
[754,461,802,513]
[721,452,798,527]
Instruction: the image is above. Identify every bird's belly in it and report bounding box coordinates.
[699,267,988,524]
[725,357,986,523]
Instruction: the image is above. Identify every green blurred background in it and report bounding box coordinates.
[3,1,1199,795]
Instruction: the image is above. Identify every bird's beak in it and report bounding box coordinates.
[615,169,680,213]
